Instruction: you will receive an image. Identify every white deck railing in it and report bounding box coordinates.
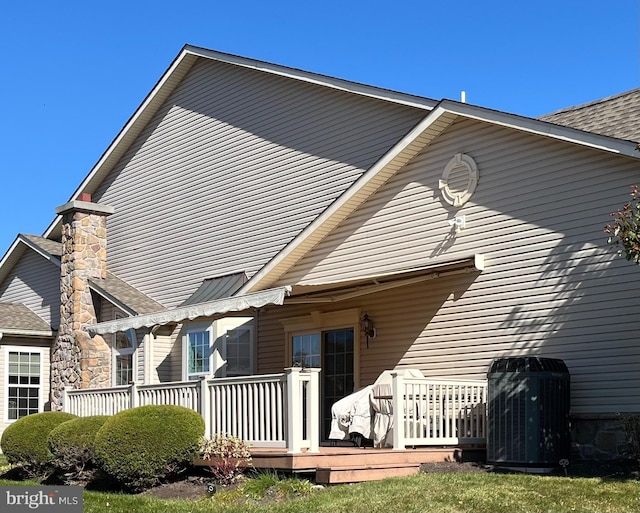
[62,381,201,417]
[391,372,487,449]
[62,367,320,453]
[62,369,485,452]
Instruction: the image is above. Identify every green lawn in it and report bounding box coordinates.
[1,470,638,513]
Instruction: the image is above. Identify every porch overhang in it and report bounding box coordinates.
[284,254,484,304]
[86,285,292,335]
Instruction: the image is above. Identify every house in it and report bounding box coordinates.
[1,45,639,472]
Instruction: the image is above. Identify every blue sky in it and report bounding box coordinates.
[0,0,638,254]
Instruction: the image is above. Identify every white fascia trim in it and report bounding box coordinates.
[0,236,60,286]
[43,48,198,239]
[17,235,61,266]
[88,281,138,317]
[42,46,434,241]
[0,329,56,339]
[0,236,23,279]
[441,101,640,158]
[183,45,437,111]
[237,106,453,295]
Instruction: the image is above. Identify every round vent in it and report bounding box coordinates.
[439,153,479,207]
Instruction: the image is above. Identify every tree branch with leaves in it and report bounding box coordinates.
[605,184,640,264]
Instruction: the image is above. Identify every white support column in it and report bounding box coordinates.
[304,368,321,453]
[391,371,405,450]
[285,367,302,454]
[61,386,68,413]
[143,332,154,385]
[130,381,138,409]
[200,377,212,438]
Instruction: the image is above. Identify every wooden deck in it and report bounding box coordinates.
[247,445,486,484]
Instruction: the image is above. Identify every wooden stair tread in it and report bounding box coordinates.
[315,464,421,484]
[317,462,420,471]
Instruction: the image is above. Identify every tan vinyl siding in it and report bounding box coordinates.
[152,327,181,383]
[90,58,424,308]
[98,300,145,384]
[270,118,640,415]
[0,337,51,441]
[0,250,60,330]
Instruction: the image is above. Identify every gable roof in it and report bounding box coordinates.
[237,99,640,295]
[0,233,61,287]
[0,234,164,317]
[42,45,438,243]
[0,302,54,337]
[89,274,165,316]
[539,88,640,143]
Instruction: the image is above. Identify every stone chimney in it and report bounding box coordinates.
[50,193,115,410]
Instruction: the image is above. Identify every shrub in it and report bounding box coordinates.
[48,415,110,484]
[94,405,204,491]
[0,411,78,476]
[200,433,252,485]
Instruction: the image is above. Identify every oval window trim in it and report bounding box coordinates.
[438,153,479,207]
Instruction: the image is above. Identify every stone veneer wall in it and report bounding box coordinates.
[50,204,113,410]
[571,415,637,461]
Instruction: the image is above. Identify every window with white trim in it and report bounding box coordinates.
[224,324,253,376]
[5,346,43,421]
[113,312,136,386]
[187,329,211,378]
[182,318,254,380]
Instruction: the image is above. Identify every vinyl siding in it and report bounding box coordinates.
[151,329,176,383]
[91,58,424,308]
[0,250,60,330]
[0,337,51,441]
[98,300,144,384]
[266,118,640,415]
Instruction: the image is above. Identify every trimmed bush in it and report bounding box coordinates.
[0,411,78,475]
[94,405,205,491]
[48,415,110,483]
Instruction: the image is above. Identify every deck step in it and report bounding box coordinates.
[315,463,421,484]
[250,447,481,471]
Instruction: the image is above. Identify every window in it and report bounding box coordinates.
[113,312,136,386]
[225,326,252,376]
[292,333,321,367]
[187,329,210,378]
[5,347,43,421]
[183,318,254,380]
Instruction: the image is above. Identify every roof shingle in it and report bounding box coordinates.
[0,302,53,333]
[539,88,640,143]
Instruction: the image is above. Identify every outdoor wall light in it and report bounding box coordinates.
[361,313,376,347]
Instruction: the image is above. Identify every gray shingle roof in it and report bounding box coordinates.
[539,88,640,143]
[21,234,63,257]
[18,234,164,316]
[0,302,53,333]
[89,274,165,315]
